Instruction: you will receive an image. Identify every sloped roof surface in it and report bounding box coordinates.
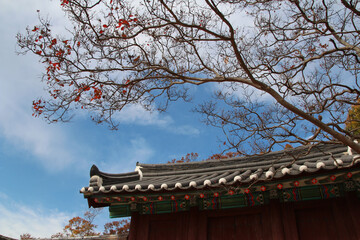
[0,235,17,240]
[81,143,360,194]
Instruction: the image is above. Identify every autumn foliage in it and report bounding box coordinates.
[346,101,360,138]
[63,216,99,237]
[25,209,132,238]
[20,233,36,240]
[206,152,241,160]
[167,151,245,163]
[103,219,130,235]
[168,152,199,163]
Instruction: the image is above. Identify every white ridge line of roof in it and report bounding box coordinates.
[135,165,143,180]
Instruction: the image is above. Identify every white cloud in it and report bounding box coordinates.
[0,197,70,238]
[115,104,200,136]
[0,0,198,174]
[212,82,274,103]
[0,58,87,171]
[0,0,89,172]
[0,113,80,171]
[115,104,173,127]
[99,137,155,173]
[0,192,9,200]
[171,125,200,136]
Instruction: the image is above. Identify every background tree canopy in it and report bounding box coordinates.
[20,209,130,239]
[17,0,360,154]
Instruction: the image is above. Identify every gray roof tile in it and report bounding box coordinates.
[81,143,360,194]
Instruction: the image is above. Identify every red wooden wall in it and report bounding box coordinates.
[128,193,360,240]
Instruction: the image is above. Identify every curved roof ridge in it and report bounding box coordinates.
[137,143,347,170]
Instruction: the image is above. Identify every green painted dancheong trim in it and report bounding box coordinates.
[91,170,360,218]
[107,181,359,218]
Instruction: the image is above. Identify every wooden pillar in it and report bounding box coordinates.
[269,200,285,240]
[331,197,358,240]
[128,213,138,240]
[186,207,199,240]
[280,202,299,240]
[196,210,208,240]
[345,192,360,238]
[128,212,149,240]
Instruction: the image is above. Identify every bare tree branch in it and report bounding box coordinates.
[17,0,360,154]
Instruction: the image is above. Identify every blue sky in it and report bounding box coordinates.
[0,0,225,237]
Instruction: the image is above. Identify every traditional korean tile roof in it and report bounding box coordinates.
[0,235,17,240]
[81,143,360,195]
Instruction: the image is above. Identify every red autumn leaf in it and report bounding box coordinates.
[133,56,140,62]
[52,62,60,68]
[61,0,69,6]
[32,99,45,117]
[32,27,39,32]
[119,19,130,26]
[56,49,65,56]
[122,34,126,38]
[91,88,102,101]
[103,24,108,28]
